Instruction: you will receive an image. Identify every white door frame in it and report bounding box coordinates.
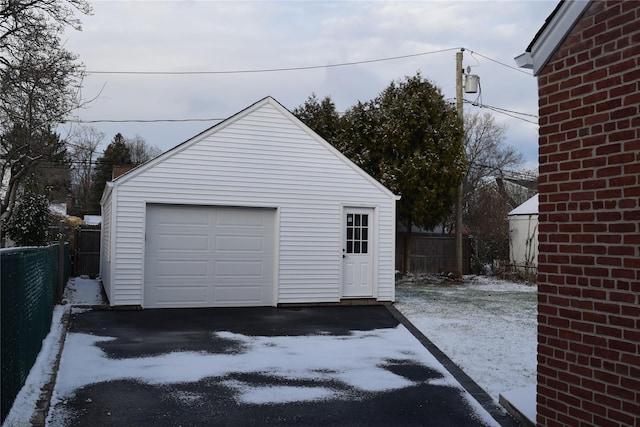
[341,206,376,298]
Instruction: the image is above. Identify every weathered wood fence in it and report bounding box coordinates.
[396,232,471,274]
[73,226,101,278]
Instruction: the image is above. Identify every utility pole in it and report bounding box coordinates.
[455,48,464,276]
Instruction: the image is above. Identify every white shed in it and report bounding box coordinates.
[100,97,400,308]
[508,194,538,273]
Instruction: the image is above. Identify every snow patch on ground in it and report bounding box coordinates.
[48,324,500,426]
[1,306,68,427]
[2,278,105,427]
[395,274,537,404]
[223,380,339,404]
[62,277,106,306]
[52,327,454,398]
[5,275,534,426]
[501,385,537,424]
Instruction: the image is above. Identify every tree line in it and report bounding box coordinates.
[1,0,534,273]
[0,0,163,246]
[292,76,534,274]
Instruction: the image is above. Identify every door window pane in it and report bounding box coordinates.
[345,213,369,254]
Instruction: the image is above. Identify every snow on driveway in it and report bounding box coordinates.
[4,275,535,426]
[48,320,499,426]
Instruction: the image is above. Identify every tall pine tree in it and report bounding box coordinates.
[87,133,131,214]
[294,73,466,273]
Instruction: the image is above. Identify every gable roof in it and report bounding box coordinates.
[514,0,591,75]
[108,96,399,200]
[509,193,539,216]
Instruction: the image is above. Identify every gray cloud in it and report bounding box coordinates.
[60,0,557,167]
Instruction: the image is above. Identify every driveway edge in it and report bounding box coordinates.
[385,305,522,427]
[29,305,71,427]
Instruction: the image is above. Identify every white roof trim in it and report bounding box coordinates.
[509,194,538,216]
[100,181,113,205]
[514,52,533,69]
[517,0,591,75]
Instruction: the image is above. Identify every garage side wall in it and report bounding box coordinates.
[508,214,538,272]
[99,186,113,301]
[108,100,396,307]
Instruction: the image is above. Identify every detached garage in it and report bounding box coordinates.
[100,97,399,309]
[508,193,538,274]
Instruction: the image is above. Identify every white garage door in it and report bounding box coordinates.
[144,205,275,308]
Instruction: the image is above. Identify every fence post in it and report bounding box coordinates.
[57,222,65,303]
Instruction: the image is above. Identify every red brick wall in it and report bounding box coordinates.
[537,1,640,426]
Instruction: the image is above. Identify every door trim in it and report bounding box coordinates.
[341,206,377,299]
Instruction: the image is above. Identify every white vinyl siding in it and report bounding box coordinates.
[99,187,112,299]
[101,98,397,307]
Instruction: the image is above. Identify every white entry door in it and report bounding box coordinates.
[342,207,374,298]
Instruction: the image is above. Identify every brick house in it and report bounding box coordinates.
[516,1,640,426]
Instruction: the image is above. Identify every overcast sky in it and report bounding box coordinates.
[60,0,559,170]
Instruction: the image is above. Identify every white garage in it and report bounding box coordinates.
[100,97,399,308]
[508,194,538,274]
[144,205,275,308]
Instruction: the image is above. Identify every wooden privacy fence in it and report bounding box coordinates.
[396,232,471,274]
[73,226,101,278]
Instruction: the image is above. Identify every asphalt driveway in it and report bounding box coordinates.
[47,306,517,426]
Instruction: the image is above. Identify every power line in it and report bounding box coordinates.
[464,100,539,125]
[85,48,462,75]
[466,50,534,76]
[81,47,533,78]
[68,101,537,125]
[68,118,225,124]
[69,47,537,124]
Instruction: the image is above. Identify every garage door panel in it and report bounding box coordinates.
[156,234,210,251]
[214,260,268,278]
[144,205,275,308]
[149,207,210,227]
[154,260,209,278]
[215,235,266,252]
[215,210,268,227]
[153,284,209,306]
[214,285,264,304]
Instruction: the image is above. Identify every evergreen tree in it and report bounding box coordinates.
[292,93,341,145]
[87,133,131,214]
[2,191,50,246]
[294,73,466,273]
[1,126,69,244]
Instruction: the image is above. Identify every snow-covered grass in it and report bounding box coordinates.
[395,274,537,404]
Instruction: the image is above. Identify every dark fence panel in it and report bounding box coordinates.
[73,226,101,278]
[396,233,471,274]
[0,244,70,423]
